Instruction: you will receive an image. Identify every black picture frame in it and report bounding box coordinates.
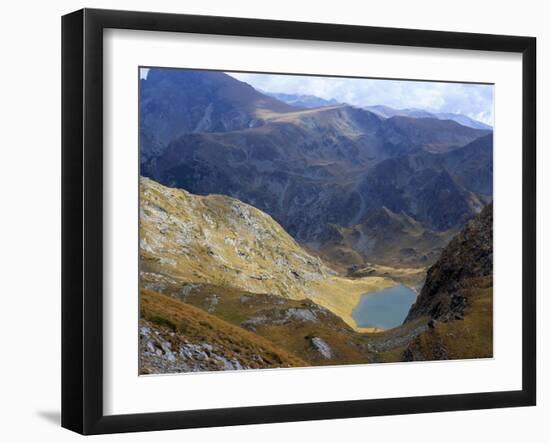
[61,8,537,435]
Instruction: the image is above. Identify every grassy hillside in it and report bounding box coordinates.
[139,179,493,372]
[402,278,493,361]
[144,282,382,366]
[140,288,306,373]
[401,203,494,361]
[140,177,395,331]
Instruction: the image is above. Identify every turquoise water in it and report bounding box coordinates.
[352,284,417,329]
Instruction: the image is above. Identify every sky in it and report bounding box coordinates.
[228,72,494,125]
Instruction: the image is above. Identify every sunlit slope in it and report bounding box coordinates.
[140,288,306,373]
[140,177,394,330]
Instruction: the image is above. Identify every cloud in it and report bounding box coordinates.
[229,72,494,125]
[140,68,150,80]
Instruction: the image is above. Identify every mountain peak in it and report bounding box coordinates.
[140,69,295,158]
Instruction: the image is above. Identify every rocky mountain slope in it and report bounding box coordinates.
[140,288,307,373]
[137,69,494,371]
[140,68,295,162]
[356,135,492,232]
[315,206,455,268]
[140,70,492,268]
[140,177,395,331]
[401,203,493,361]
[406,203,493,322]
[142,282,383,369]
[139,180,493,370]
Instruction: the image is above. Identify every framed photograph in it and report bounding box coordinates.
[62,8,536,434]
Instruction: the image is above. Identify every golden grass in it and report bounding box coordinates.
[348,263,427,289]
[396,279,493,361]
[311,276,395,331]
[257,105,346,121]
[140,177,331,301]
[140,177,397,332]
[141,288,307,368]
[152,282,375,366]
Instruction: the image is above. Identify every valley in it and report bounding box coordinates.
[140,177,493,371]
[140,177,397,332]
[138,68,494,372]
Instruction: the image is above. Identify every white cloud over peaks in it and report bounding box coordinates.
[229,72,494,125]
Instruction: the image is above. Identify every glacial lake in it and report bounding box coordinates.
[352,284,417,330]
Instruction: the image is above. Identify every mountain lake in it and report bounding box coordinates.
[352,284,417,330]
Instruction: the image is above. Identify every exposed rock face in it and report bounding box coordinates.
[310,337,333,359]
[241,307,320,330]
[140,289,307,374]
[139,176,332,301]
[405,203,493,322]
[140,321,252,373]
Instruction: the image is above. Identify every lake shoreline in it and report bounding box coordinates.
[352,284,417,330]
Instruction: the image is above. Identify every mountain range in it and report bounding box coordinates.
[263,91,340,108]
[140,69,493,268]
[363,104,492,130]
[137,68,494,371]
[261,91,491,130]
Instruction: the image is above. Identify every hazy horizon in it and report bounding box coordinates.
[228,71,494,126]
[139,67,493,125]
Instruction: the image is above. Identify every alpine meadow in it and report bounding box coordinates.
[138,68,494,374]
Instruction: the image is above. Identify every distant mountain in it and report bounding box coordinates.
[364,105,492,130]
[264,91,340,108]
[441,134,493,195]
[315,206,455,268]
[143,106,490,249]
[262,94,491,130]
[377,116,491,154]
[357,134,493,231]
[436,112,492,130]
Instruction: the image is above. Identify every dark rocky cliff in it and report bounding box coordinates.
[405,202,493,322]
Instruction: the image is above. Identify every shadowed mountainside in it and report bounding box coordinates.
[140,70,492,267]
[140,68,296,162]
